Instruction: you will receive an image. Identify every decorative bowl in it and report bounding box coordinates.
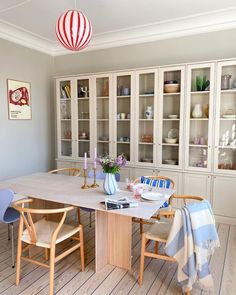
[164,84,180,93]
[164,138,177,144]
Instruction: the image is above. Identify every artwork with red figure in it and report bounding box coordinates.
[9,87,29,106]
[7,79,31,120]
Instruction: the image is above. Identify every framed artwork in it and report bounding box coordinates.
[7,79,32,120]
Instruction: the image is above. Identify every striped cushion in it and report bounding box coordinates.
[140,176,171,207]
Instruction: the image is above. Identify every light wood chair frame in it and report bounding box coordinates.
[132,176,175,234]
[13,199,84,295]
[139,195,204,295]
[48,168,81,177]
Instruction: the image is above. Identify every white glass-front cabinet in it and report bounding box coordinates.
[135,69,158,166]
[157,66,185,169]
[94,74,112,156]
[76,76,94,159]
[56,78,75,158]
[214,61,236,174]
[185,63,215,172]
[113,72,135,162]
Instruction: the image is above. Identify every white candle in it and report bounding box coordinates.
[84,152,87,170]
[94,147,97,169]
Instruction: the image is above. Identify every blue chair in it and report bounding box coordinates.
[0,188,20,268]
[79,171,120,227]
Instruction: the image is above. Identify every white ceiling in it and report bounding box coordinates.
[0,0,236,55]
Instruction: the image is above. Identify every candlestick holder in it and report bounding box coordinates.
[81,169,90,189]
[91,168,99,188]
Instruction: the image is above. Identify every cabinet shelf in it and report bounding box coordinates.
[61,139,72,141]
[220,118,236,120]
[163,118,179,121]
[60,98,71,101]
[78,139,90,142]
[61,119,71,121]
[221,89,236,93]
[117,141,130,144]
[117,95,130,98]
[162,143,179,146]
[189,144,208,148]
[139,94,154,97]
[190,118,208,121]
[97,96,109,99]
[77,97,89,100]
[163,92,180,96]
[97,119,109,121]
[139,142,153,145]
[78,119,89,121]
[191,91,210,94]
[97,140,109,143]
[117,119,130,121]
[139,119,153,121]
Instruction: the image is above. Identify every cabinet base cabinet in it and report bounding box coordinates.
[183,173,211,202]
[213,176,236,224]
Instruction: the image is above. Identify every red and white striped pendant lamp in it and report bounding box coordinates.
[56,10,92,51]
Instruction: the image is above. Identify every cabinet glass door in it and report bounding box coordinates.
[58,79,73,158]
[115,73,134,161]
[76,77,91,158]
[185,63,214,171]
[136,70,157,165]
[215,61,236,173]
[158,66,184,168]
[95,75,111,157]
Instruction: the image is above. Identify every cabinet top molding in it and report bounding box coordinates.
[53,57,236,80]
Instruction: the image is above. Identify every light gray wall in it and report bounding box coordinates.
[0,38,54,180]
[54,28,236,76]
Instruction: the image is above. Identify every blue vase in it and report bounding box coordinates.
[103,173,118,195]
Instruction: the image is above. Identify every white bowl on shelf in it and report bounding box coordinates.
[164,138,177,144]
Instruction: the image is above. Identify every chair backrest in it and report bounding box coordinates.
[0,189,14,222]
[88,170,120,182]
[160,195,205,218]
[13,199,75,245]
[133,175,175,189]
[48,168,80,177]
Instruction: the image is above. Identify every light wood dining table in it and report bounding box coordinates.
[0,172,175,272]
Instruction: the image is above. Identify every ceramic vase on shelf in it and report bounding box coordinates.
[192,104,203,118]
[103,173,118,195]
[145,106,153,119]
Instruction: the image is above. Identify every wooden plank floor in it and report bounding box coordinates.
[0,212,235,295]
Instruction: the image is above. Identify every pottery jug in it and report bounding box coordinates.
[145,106,153,119]
[192,104,203,118]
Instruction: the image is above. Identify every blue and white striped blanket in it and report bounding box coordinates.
[165,200,220,293]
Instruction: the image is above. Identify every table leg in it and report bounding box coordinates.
[95,210,132,272]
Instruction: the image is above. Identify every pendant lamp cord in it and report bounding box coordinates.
[74,0,77,10]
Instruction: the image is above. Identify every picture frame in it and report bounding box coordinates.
[7,79,32,120]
